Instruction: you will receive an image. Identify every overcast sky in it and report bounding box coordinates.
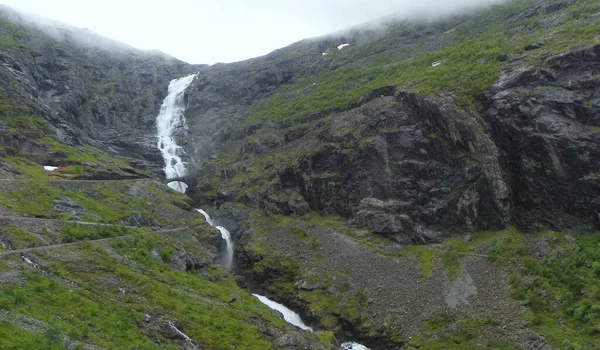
[1,0,506,65]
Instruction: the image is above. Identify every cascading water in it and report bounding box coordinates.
[196,209,233,270]
[250,294,370,349]
[251,294,313,331]
[156,76,369,350]
[341,342,370,350]
[156,73,196,193]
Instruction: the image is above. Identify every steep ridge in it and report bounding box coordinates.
[178,0,600,348]
[189,0,600,236]
[0,6,333,349]
[1,0,600,349]
[0,5,196,178]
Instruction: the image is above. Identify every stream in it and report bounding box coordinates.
[157,75,370,350]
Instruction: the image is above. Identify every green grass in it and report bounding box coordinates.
[4,157,49,179]
[510,232,600,349]
[239,0,600,130]
[0,182,61,217]
[0,34,18,48]
[0,321,45,349]
[0,232,307,349]
[413,316,512,350]
[1,114,139,180]
[2,226,44,249]
[59,224,143,243]
[3,115,49,138]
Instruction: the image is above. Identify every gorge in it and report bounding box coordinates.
[2,0,600,349]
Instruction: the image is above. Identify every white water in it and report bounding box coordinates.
[155,73,370,350]
[196,209,214,226]
[156,73,196,193]
[252,294,313,332]
[167,321,198,349]
[195,209,233,269]
[341,342,370,350]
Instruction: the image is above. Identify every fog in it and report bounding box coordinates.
[1,0,508,64]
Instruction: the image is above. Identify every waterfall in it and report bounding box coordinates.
[341,342,370,350]
[250,294,369,349]
[251,294,313,332]
[196,209,233,269]
[155,74,370,350]
[156,73,196,193]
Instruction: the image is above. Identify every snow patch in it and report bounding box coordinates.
[338,43,350,50]
[43,166,59,172]
[431,61,442,67]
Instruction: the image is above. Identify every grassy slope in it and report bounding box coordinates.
[196,0,600,209]
[242,0,600,128]
[194,2,600,347]
[0,177,332,349]
[242,207,600,348]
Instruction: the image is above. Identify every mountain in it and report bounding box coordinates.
[2,0,600,349]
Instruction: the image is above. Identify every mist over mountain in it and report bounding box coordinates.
[1,1,600,349]
[2,0,509,64]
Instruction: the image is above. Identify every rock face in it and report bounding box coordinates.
[185,14,600,240]
[2,0,600,347]
[0,5,196,174]
[190,68,599,240]
[484,44,600,233]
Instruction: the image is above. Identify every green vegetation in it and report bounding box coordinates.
[239,0,600,130]
[197,0,600,224]
[2,227,44,249]
[410,313,511,349]
[4,157,49,179]
[511,232,600,349]
[0,182,61,217]
[59,224,143,242]
[0,93,11,113]
[3,115,49,138]
[0,34,18,48]
[0,233,296,349]
[363,227,600,349]
[287,227,319,248]
[353,226,525,280]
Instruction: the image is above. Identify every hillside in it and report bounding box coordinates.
[1,0,600,349]
[0,6,329,350]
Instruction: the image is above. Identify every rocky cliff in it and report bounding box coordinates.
[0,5,196,176]
[180,0,600,348]
[0,6,330,350]
[186,0,600,240]
[2,0,600,349]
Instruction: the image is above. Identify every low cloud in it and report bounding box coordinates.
[316,0,509,27]
[1,0,510,64]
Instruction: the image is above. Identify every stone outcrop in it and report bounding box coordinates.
[0,5,196,175]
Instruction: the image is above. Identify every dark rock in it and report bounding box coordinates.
[275,333,309,348]
[294,280,325,291]
[524,42,544,51]
[51,197,85,216]
[166,251,210,272]
[122,213,159,227]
